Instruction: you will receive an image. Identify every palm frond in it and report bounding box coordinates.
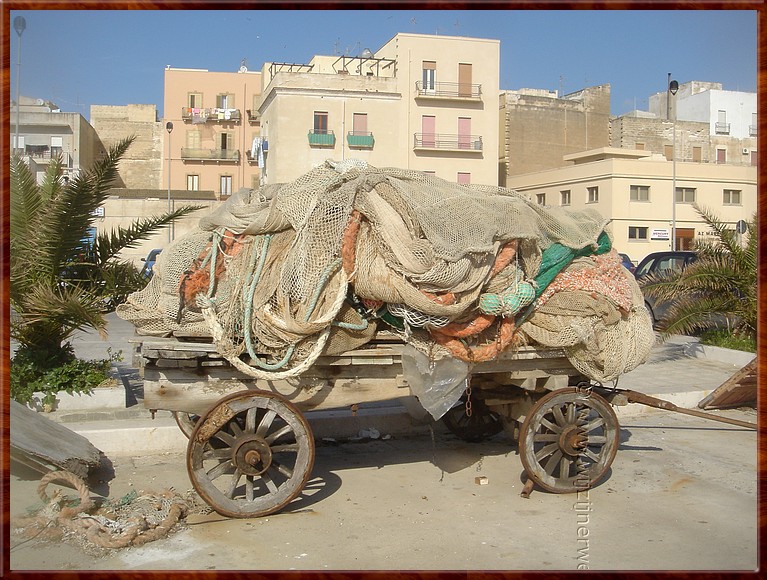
[93,205,202,265]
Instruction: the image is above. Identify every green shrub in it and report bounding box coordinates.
[11,346,122,409]
[698,329,756,353]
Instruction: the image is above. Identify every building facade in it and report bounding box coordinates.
[498,85,611,183]
[505,148,757,264]
[90,104,164,189]
[10,96,103,184]
[254,33,500,185]
[163,65,264,199]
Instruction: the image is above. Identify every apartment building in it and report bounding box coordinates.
[10,96,104,184]
[614,81,758,167]
[255,33,500,185]
[163,65,264,199]
[505,147,757,263]
[498,85,611,183]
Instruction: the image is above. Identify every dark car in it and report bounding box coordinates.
[140,248,162,279]
[634,251,697,324]
[617,252,635,273]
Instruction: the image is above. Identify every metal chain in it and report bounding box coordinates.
[465,379,473,418]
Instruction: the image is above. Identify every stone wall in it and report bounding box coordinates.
[90,104,163,189]
[499,84,611,180]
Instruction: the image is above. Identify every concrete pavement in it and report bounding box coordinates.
[17,312,756,456]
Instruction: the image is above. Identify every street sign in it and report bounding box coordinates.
[735,220,748,234]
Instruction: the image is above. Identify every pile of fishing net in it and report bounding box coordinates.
[117,160,654,387]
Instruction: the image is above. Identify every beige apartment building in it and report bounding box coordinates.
[163,65,264,198]
[253,32,500,185]
[505,148,757,264]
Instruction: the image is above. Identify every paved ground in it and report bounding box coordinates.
[9,407,757,571]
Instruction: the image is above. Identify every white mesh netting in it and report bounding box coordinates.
[117,160,654,383]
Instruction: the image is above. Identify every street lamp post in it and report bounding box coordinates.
[166,121,173,243]
[13,16,26,156]
[668,75,679,251]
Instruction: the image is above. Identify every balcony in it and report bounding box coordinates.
[181,148,240,163]
[414,133,483,152]
[308,130,336,147]
[20,147,72,166]
[750,124,757,137]
[181,107,242,124]
[347,131,374,149]
[246,110,260,125]
[715,122,730,135]
[415,81,482,101]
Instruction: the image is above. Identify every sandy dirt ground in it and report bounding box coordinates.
[9,408,757,572]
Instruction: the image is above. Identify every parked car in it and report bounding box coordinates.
[617,252,635,273]
[634,251,697,324]
[140,248,162,279]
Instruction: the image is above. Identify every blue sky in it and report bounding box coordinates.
[7,9,757,120]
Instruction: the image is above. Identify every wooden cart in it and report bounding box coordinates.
[135,331,631,518]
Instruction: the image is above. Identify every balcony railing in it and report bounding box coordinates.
[415,81,482,100]
[749,124,757,136]
[715,122,730,135]
[19,148,72,166]
[308,130,336,147]
[347,131,374,149]
[181,107,242,124]
[246,109,260,125]
[414,133,483,151]
[181,148,240,162]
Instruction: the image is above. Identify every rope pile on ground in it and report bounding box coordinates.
[12,470,188,550]
[117,160,654,386]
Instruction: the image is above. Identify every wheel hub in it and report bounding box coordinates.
[233,435,273,476]
[558,424,587,457]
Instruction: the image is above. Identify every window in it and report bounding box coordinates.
[664,145,674,161]
[187,174,200,191]
[50,136,63,157]
[675,187,696,203]
[716,110,729,134]
[458,63,472,97]
[716,149,726,164]
[220,175,232,196]
[751,151,757,166]
[422,61,436,92]
[536,193,546,206]
[635,142,645,150]
[723,189,741,205]
[630,185,650,202]
[587,186,599,203]
[186,130,201,149]
[560,190,571,206]
[692,146,702,162]
[352,113,368,135]
[628,226,649,240]
[458,117,471,149]
[457,172,471,185]
[314,111,329,134]
[217,93,234,109]
[188,93,202,108]
[421,115,436,147]
[220,132,232,150]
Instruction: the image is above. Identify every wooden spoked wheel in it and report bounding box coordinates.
[172,411,201,439]
[519,387,619,493]
[187,390,315,518]
[442,395,504,442]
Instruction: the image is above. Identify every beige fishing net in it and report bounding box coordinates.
[117,160,654,384]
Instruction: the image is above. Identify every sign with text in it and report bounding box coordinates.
[651,228,670,240]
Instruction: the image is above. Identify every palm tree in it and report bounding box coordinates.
[640,204,756,339]
[10,137,199,367]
